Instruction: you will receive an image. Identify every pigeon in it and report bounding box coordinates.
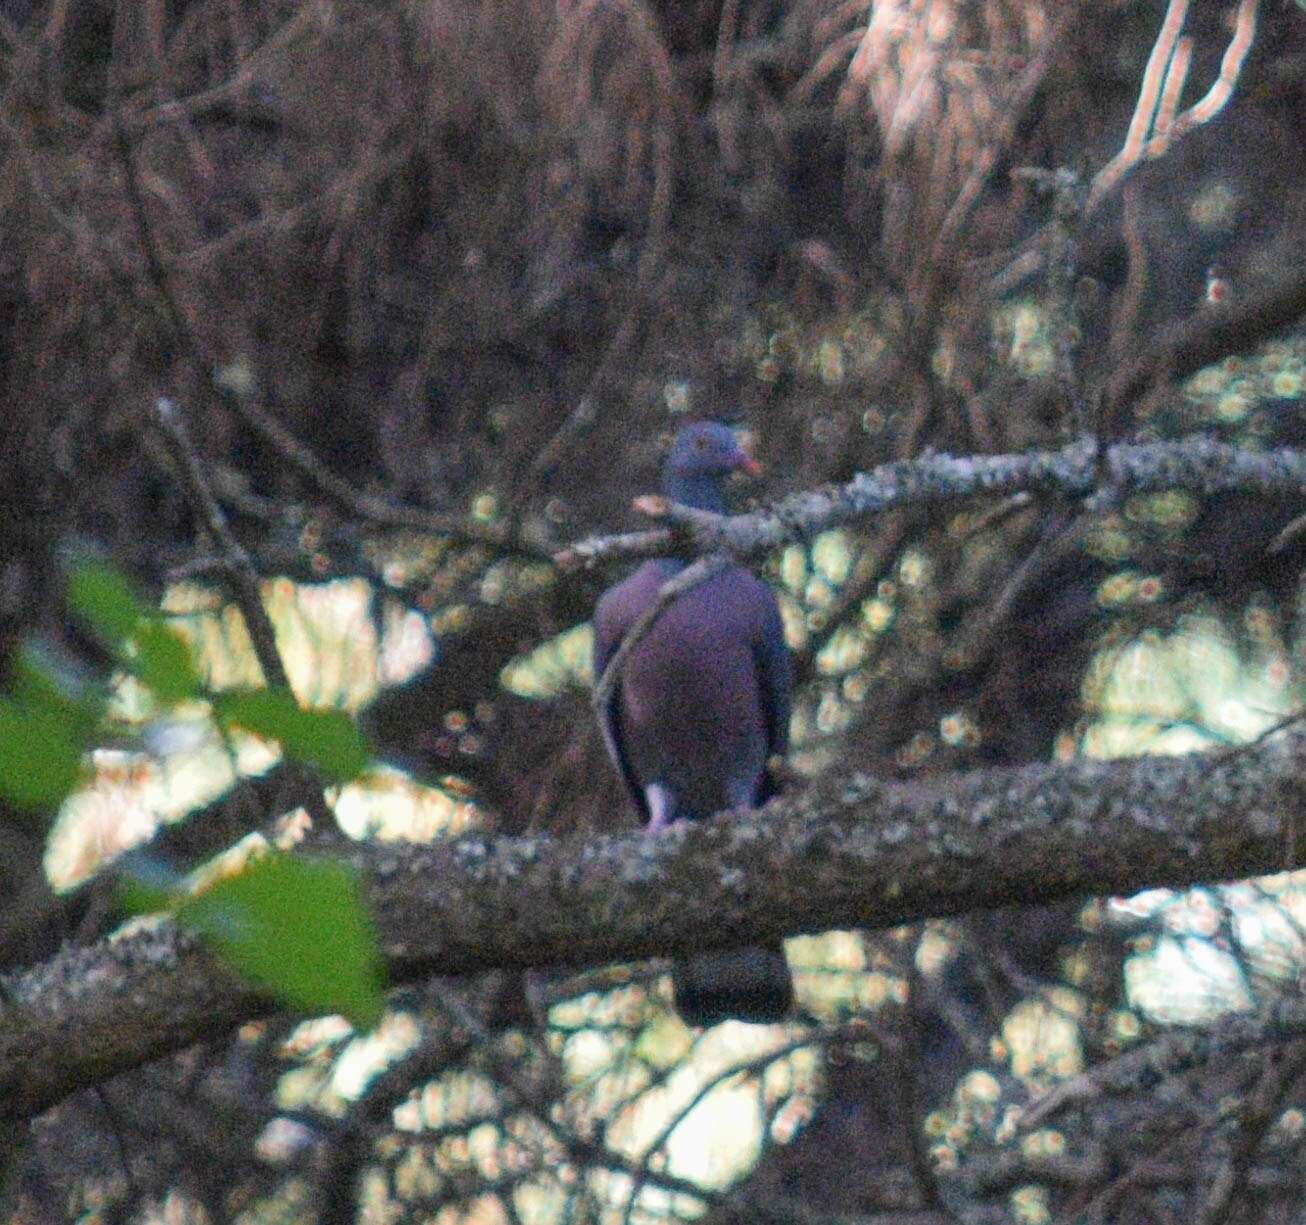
[593,421,794,1025]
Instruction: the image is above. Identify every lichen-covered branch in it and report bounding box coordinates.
[5,730,1306,1124]
[557,432,1306,569]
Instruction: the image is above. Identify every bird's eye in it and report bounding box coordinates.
[693,435,710,451]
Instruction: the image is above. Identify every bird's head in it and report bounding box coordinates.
[662,421,761,512]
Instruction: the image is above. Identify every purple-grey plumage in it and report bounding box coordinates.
[593,422,794,1026]
[595,560,788,823]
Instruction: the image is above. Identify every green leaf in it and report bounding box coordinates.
[67,562,202,705]
[67,561,148,644]
[0,698,84,808]
[216,688,369,782]
[132,621,203,704]
[117,877,175,916]
[176,853,385,1029]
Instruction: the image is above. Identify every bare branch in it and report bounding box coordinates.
[1105,262,1306,416]
[558,430,1306,570]
[150,397,334,828]
[1021,1007,1306,1134]
[1088,0,1258,210]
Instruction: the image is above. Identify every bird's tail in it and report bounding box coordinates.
[671,942,793,1027]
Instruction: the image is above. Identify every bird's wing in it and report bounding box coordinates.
[593,585,652,824]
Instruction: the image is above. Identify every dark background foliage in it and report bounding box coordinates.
[4,0,1306,1222]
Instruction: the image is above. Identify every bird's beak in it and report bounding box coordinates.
[738,454,763,477]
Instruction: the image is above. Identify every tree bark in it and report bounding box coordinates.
[5,729,1306,1123]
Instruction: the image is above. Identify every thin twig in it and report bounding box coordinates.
[1089,0,1259,209]
[151,400,290,692]
[1175,0,1259,131]
[930,0,1092,270]
[1194,1039,1306,1225]
[1019,996,1306,1134]
[227,393,542,555]
[620,1021,875,1225]
[526,0,676,487]
[150,397,334,827]
[111,116,543,559]
[592,555,729,713]
[110,113,195,351]
[432,986,722,1210]
[1106,261,1306,415]
[898,952,953,1216]
[1088,0,1189,208]
[1268,511,1306,555]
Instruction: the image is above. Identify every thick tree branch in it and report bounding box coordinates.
[557,433,1306,569]
[5,731,1306,1124]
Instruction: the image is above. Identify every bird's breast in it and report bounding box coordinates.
[615,587,768,814]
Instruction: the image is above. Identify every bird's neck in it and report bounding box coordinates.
[663,471,728,513]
